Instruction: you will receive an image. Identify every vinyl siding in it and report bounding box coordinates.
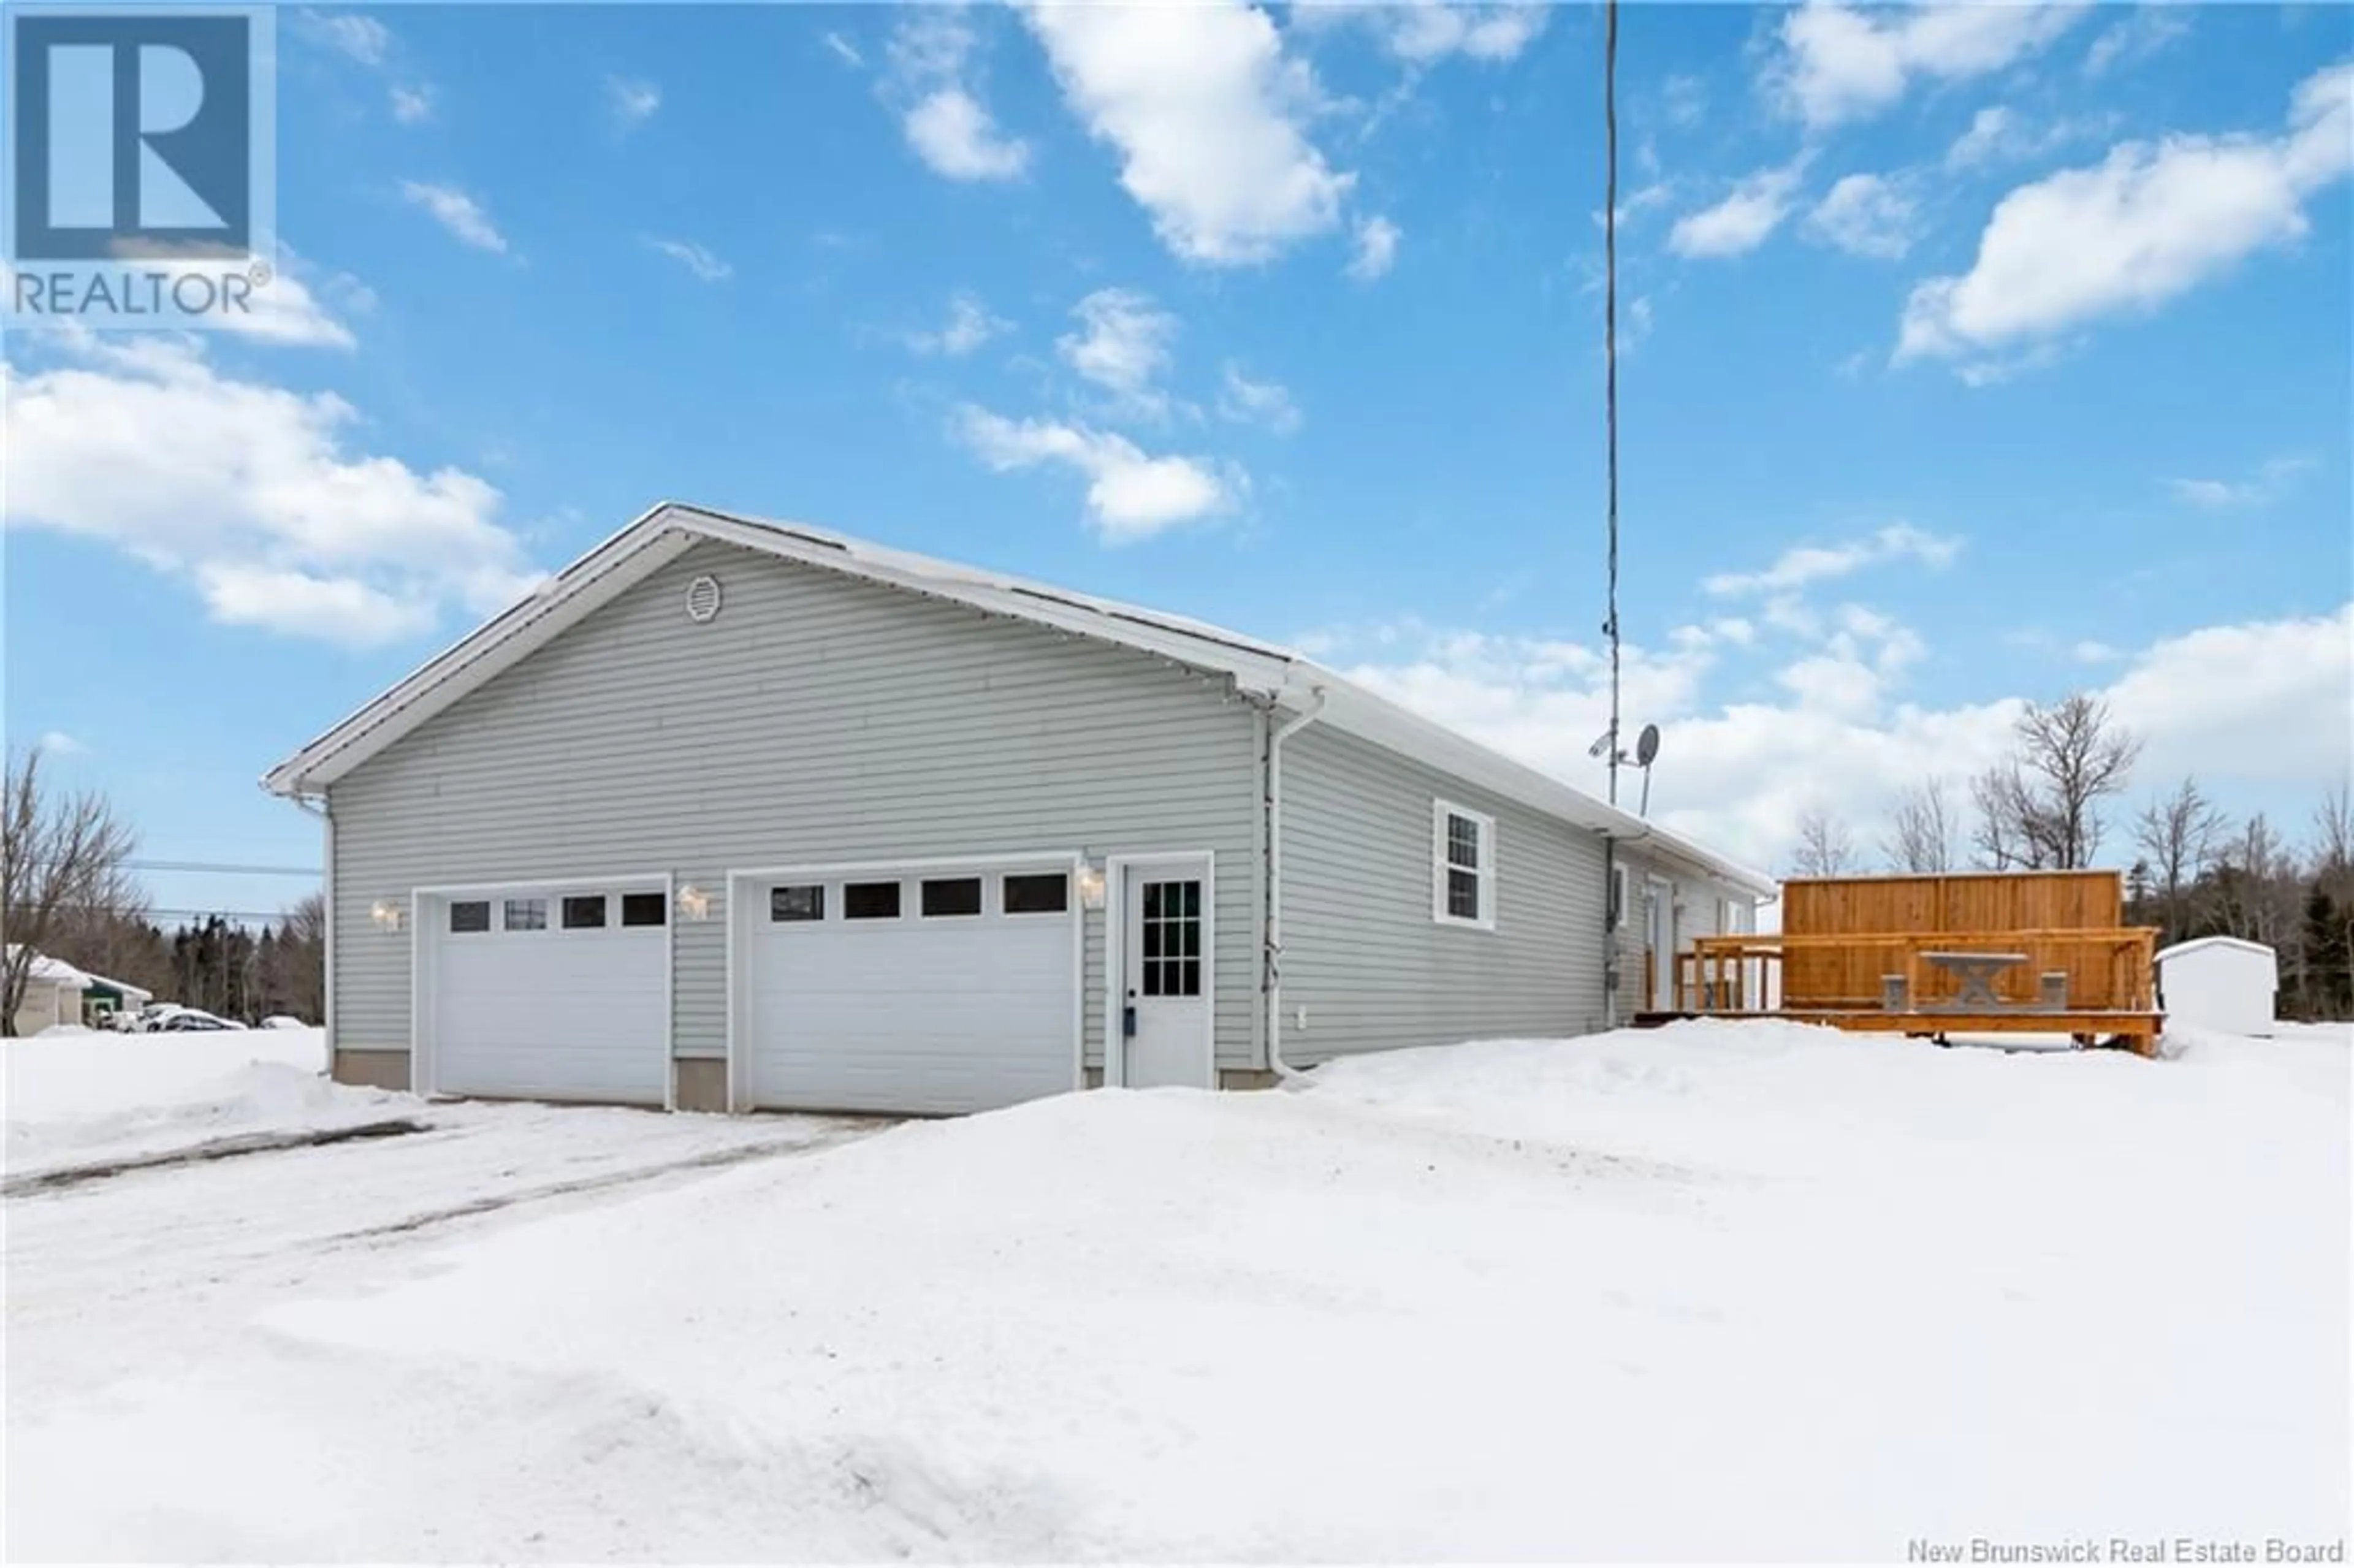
[1613,847,1756,1017]
[329,540,1262,1073]
[1274,723,1609,1059]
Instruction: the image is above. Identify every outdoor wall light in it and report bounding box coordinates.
[1075,861,1107,911]
[370,900,406,932]
[677,884,712,922]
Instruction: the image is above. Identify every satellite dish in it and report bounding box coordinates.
[1634,723,1661,768]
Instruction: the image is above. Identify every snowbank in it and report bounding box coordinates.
[2,1026,405,1177]
[11,1020,2341,1561]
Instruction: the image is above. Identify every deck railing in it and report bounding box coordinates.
[1674,928,2159,1016]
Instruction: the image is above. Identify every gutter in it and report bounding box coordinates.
[1263,685,1328,1081]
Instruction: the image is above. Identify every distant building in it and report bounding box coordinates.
[2155,937,2279,1037]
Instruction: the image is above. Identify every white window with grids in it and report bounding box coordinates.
[1431,799,1498,930]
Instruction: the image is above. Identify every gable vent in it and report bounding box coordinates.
[684,574,723,623]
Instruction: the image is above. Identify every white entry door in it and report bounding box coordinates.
[1645,876,1675,1010]
[1118,859,1213,1089]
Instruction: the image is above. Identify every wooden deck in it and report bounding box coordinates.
[1657,870,2164,1057]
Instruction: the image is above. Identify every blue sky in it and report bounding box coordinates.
[6,1,2351,920]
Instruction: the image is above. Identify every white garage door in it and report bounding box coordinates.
[744,865,1078,1114]
[427,886,669,1105]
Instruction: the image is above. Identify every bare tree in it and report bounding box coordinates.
[1883,777,1958,873]
[1,747,138,1035]
[2211,813,2298,946]
[1791,808,1858,878]
[1971,694,2141,870]
[1970,763,2043,870]
[2133,775,2226,937]
[2015,693,2141,867]
[2313,779,2354,878]
[281,891,327,1023]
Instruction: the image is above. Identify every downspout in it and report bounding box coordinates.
[285,787,332,1068]
[1263,686,1327,1081]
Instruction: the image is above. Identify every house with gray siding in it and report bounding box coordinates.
[264,503,1773,1115]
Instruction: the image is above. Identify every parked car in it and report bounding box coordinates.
[259,1014,310,1030]
[157,1009,244,1032]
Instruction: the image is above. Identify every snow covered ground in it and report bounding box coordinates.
[6,1020,2347,1561]
[1,1026,411,1181]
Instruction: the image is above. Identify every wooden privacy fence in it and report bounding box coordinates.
[1778,869,2122,938]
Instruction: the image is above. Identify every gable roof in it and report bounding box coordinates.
[2155,935,2279,965]
[262,502,1777,898]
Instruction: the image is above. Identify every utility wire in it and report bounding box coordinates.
[1603,0,1622,807]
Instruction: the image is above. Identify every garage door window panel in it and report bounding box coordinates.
[771,885,825,922]
[562,894,609,930]
[921,877,983,918]
[448,900,491,934]
[844,881,902,921]
[1003,873,1069,915]
[620,892,667,927]
[503,897,548,933]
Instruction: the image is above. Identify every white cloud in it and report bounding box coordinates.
[1767,1,2090,131]
[1945,105,2115,172]
[2166,456,2317,510]
[1297,2,1549,65]
[1347,215,1402,280]
[2,339,542,647]
[645,238,732,283]
[295,11,437,127]
[607,75,661,127]
[1217,363,1302,435]
[1899,63,2354,368]
[905,292,1011,357]
[1663,73,1708,129]
[399,181,509,254]
[904,88,1032,181]
[1703,523,1961,597]
[2084,6,2193,78]
[36,731,85,756]
[1805,172,1920,260]
[1669,161,1807,259]
[1057,288,1179,416]
[951,405,1238,542]
[388,85,434,124]
[823,31,864,68]
[889,10,1030,182]
[1302,601,2352,874]
[296,10,390,67]
[1022,1,1352,265]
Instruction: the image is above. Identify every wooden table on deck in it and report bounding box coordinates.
[1919,950,2029,1010]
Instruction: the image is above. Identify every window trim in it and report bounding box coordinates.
[1431,798,1498,931]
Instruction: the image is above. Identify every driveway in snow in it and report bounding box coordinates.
[7,1022,2348,1561]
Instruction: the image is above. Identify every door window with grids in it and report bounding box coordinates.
[1138,880,1202,998]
